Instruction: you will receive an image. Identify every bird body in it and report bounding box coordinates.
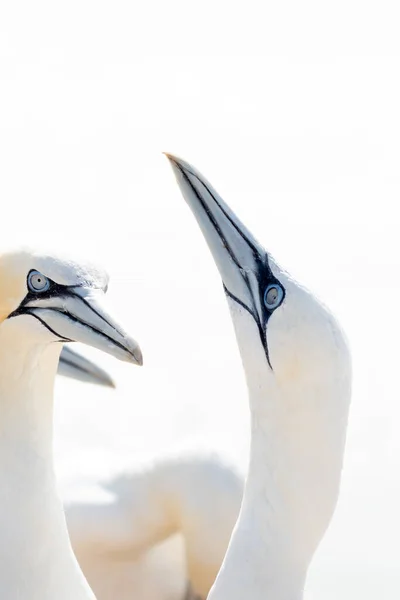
[166,155,352,600]
[66,454,243,600]
[0,248,141,599]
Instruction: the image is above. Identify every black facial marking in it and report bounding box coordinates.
[224,284,273,369]
[6,271,80,341]
[8,270,77,318]
[224,258,285,370]
[23,310,73,342]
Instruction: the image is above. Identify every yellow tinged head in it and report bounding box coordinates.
[0,252,34,323]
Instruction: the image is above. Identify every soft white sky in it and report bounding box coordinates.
[1,1,399,597]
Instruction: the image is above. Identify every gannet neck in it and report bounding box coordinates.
[66,454,243,600]
[157,457,243,598]
[236,298,350,531]
[0,324,58,457]
[0,320,95,600]
[208,301,351,600]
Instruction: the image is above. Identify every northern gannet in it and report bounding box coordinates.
[65,454,243,600]
[166,155,352,600]
[0,248,142,600]
[58,346,115,387]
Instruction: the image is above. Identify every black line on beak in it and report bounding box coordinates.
[46,308,137,360]
[200,179,261,258]
[67,290,127,340]
[173,161,244,273]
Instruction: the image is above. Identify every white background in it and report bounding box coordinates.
[0,1,399,597]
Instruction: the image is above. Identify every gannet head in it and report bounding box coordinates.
[0,248,143,365]
[165,155,349,386]
[166,155,352,561]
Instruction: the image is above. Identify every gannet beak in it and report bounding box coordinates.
[18,286,143,366]
[58,346,116,388]
[165,154,268,325]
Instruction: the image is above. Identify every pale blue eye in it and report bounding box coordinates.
[264,283,284,310]
[28,270,50,293]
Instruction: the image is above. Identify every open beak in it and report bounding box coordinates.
[21,286,143,366]
[58,346,115,388]
[164,153,269,328]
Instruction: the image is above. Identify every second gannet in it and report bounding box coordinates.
[166,154,352,600]
[58,346,115,388]
[0,248,142,600]
[65,453,243,600]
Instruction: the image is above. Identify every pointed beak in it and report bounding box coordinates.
[58,346,115,388]
[165,153,267,323]
[22,286,143,366]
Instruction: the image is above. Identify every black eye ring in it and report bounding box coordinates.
[27,270,50,293]
[264,283,284,310]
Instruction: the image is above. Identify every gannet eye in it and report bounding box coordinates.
[264,284,284,310]
[28,270,50,293]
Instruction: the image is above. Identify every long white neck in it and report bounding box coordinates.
[208,306,351,600]
[0,320,95,600]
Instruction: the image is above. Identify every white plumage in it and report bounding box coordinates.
[166,155,352,600]
[0,248,141,599]
[65,454,243,600]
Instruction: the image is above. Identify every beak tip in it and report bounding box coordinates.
[130,345,143,367]
[103,374,116,388]
[164,154,198,184]
[163,152,181,168]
